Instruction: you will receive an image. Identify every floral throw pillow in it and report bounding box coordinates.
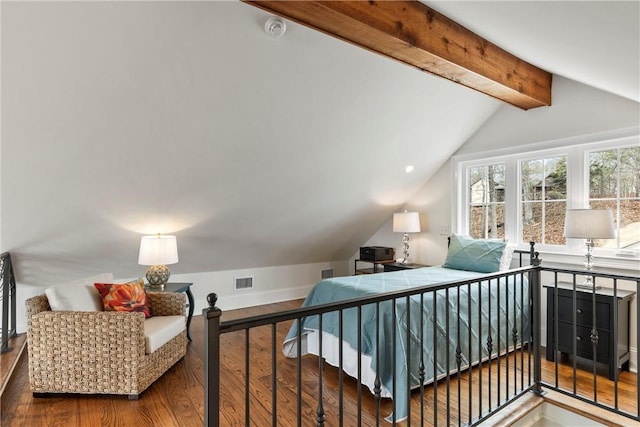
[94,278,151,318]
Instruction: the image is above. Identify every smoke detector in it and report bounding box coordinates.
[264,17,286,38]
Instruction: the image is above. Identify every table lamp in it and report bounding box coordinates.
[564,208,615,288]
[138,234,179,289]
[393,211,421,264]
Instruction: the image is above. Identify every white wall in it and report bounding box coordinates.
[15,260,349,334]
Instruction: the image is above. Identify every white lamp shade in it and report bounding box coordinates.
[138,235,179,265]
[564,209,615,239]
[393,211,421,233]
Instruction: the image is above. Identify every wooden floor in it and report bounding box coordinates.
[1,299,638,426]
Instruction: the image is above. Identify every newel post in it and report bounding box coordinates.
[530,252,545,396]
[204,293,222,427]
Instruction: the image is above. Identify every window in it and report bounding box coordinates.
[589,146,640,250]
[520,156,567,245]
[454,133,640,264]
[468,164,505,239]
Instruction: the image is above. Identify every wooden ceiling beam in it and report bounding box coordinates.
[245,1,552,110]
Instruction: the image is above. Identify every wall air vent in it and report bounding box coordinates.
[321,269,334,279]
[235,277,254,290]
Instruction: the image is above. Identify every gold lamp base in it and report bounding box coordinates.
[146,264,170,289]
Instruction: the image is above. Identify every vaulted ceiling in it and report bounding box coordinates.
[1,1,638,284]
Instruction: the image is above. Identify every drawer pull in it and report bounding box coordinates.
[576,309,583,314]
[576,336,582,341]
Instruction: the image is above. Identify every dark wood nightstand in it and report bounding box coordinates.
[545,282,634,380]
[354,259,395,275]
[383,262,428,272]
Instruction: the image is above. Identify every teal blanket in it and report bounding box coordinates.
[282,266,529,422]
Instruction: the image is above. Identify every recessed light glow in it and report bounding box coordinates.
[405,165,415,173]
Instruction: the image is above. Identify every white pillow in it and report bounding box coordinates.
[45,273,114,311]
[499,243,516,271]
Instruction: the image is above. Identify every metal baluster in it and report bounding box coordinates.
[487,279,493,410]
[317,315,325,426]
[338,309,344,426]
[497,276,501,406]
[271,323,278,426]
[519,272,524,391]
[511,275,518,396]
[505,274,510,400]
[446,288,451,426]
[297,318,303,427]
[612,278,619,410]
[478,280,484,418]
[392,299,397,425]
[468,282,473,425]
[245,329,250,426]
[433,290,438,427]
[572,275,577,394]
[405,295,411,425]
[357,306,363,425]
[374,302,382,426]
[591,276,599,403]
[527,273,532,388]
[419,292,425,426]
[456,287,462,425]
[554,272,560,388]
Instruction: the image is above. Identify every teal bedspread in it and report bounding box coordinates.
[282,266,530,422]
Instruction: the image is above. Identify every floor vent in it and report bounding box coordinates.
[235,277,254,290]
[321,269,334,279]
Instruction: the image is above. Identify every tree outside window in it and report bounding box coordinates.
[521,156,567,245]
[468,164,505,239]
[589,146,640,250]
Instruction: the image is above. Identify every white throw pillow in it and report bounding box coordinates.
[45,273,114,311]
[499,243,516,271]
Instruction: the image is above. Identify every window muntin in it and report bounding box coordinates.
[589,146,640,250]
[468,164,505,239]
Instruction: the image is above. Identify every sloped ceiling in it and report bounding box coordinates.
[1,1,638,285]
[427,1,639,103]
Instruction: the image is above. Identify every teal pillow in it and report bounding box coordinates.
[443,234,506,273]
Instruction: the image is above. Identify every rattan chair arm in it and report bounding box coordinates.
[25,294,51,329]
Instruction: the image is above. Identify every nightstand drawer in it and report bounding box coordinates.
[556,295,609,330]
[556,321,610,363]
[545,283,634,381]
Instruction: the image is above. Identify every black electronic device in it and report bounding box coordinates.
[359,246,395,262]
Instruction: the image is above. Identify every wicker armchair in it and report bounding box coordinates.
[25,291,187,398]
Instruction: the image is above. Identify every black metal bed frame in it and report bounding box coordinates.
[1,252,18,353]
[203,247,640,426]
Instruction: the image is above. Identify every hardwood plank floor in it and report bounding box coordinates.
[1,334,26,396]
[1,299,637,426]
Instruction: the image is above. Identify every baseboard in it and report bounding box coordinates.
[195,284,313,314]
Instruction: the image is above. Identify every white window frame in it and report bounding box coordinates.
[452,130,640,271]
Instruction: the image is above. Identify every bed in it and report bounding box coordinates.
[283,236,533,422]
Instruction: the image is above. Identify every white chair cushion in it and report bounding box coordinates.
[144,315,185,354]
[45,273,114,311]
